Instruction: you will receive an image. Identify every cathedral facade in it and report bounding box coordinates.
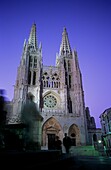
[10,23,90,149]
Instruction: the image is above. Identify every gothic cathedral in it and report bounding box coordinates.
[10,23,89,149]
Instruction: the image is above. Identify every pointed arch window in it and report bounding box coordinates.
[43,81,46,87]
[28,71,31,85]
[33,71,36,85]
[34,57,37,68]
[68,60,71,71]
[69,75,71,88]
[42,72,60,89]
[29,56,33,68]
[68,97,72,113]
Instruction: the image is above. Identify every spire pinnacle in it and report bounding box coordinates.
[59,27,72,56]
[28,23,38,49]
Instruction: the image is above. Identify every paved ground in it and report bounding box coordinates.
[0,150,111,169]
[66,155,111,170]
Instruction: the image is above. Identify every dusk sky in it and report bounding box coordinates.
[0,0,111,128]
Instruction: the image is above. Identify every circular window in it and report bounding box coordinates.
[44,95,57,108]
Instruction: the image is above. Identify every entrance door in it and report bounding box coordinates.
[71,138,76,146]
[48,134,55,150]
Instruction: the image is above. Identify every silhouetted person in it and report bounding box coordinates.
[0,89,7,149]
[63,133,71,154]
[55,136,62,153]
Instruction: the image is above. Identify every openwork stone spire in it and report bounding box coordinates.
[28,23,38,49]
[59,27,72,56]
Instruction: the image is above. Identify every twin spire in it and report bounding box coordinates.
[28,23,38,50]
[59,27,72,56]
[28,24,72,56]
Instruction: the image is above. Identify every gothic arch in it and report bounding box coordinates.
[42,71,60,89]
[42,117,63,148]
[42,90,61,109]
[68,124,80,146]
[43,90,60,100]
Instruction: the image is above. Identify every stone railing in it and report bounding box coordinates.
[42,108,65,116]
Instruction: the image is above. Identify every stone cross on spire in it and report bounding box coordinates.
[59,27,72,56]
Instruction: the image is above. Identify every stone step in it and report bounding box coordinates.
[70,146,100,156]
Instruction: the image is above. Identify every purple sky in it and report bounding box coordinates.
[0,0,111,128]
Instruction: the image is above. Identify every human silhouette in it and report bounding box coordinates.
[63,133,71,154]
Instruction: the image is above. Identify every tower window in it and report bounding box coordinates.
[29,56,33,68]
[68,97,72,113]
[68,60,71,71]
[34,57,37,68]
[69,75,71,88]
[28,71,31,85]
[33,71,36,85]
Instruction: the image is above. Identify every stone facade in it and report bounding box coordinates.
[99,108,111,150]
[8,23,101,149]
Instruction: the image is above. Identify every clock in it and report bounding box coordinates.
[44,95,57,108]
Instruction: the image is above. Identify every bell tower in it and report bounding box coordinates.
[11,23,43,123]
[56,27,85,117]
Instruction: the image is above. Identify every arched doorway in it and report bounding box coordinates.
[68,124,80,146]
[93,134,97,142]
[93,133,98,149]
[42,117,63,149]
[71,133,76,146]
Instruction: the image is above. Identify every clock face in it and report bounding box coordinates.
[44,95,57,108]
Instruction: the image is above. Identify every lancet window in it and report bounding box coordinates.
[42,71,60,88]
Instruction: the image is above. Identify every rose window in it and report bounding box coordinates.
[44,95,57,108]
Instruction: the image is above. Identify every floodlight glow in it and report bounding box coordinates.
[98,140,101,143]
